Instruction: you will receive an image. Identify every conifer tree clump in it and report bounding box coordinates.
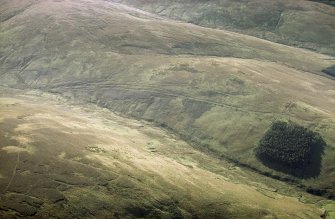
[256,121,324,168]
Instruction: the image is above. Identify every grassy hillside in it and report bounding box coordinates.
[116,0,335,56]
[1,88,331,218]
[0,0,335,201]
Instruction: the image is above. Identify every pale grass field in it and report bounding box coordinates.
[0,88,333,218]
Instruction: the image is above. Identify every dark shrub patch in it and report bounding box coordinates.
[256,121,325,177]
[322,65,335,77]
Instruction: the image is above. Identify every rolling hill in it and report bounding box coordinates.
[117,0,335,56]
[1,0,335,218]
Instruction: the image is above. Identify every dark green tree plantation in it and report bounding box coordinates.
[256,121,325,169]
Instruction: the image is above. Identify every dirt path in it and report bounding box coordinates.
[2,152,20,193]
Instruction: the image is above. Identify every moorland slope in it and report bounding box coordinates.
[117,0,335,55]
[0,0,335,203]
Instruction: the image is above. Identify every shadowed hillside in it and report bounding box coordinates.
[1,0,335,215]
[310,0,335,6]
[116,0,335,56]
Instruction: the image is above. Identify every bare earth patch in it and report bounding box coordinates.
[1,146,33,154]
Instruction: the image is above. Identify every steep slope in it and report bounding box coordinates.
[0,0,335,200]
[116,0,335,56]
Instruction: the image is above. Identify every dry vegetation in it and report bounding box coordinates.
[0,88,332,218]
[0,0,335,217]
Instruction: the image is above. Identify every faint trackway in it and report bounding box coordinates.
[47,81,279,115]
[2,152,20,194]
[0,76,328,119]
